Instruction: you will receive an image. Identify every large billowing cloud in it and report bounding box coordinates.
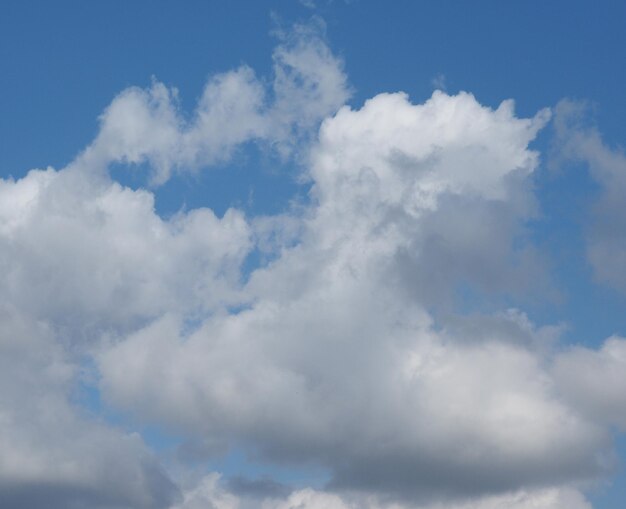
[1,20,624,509]
[0,21,350,509]
[98,91,609,504]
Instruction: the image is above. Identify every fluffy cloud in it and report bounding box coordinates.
[309,91,551,306]
[2,20,625,509]
[0,304,179,509]
[0,22,349,509]
[78,18,350,184]
[98,91,610,504]
[0,167,251,337]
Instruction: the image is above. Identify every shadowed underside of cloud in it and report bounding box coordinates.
[1,20,626,509]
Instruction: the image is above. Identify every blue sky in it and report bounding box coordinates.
[2,2,626,509]
[4,1,625,171]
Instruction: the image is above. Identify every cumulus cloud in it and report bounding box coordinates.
[0,167,251,338]
[0,304,179,509]
[77,18,349,184]
[98,90,610,504]
[310,91,552,307]
[0,21,350,509]
[431,73,447,91]
[2,19,626,509]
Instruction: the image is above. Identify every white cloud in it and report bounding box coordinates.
[431,73,447,91]
[0,304,179,509]
[0,167,251,336]
[0,22,349,508]
[308,91,551,306]
[76,20,349,185]
[3,20,626,509]
[97,90,609,502]
[298,0,317,9]
[172,473,238,509]
[554,335,626,431]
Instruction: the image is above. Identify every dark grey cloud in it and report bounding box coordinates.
[0,471,178,509]
[225,475,291,499]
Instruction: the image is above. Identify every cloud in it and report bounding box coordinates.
[97,91,610,503]
[0,22,349,508]
[431,73,447,91]
[299,0,317,9]
[172,478,593,509]
[0,167,251,337]
[76,19,350,185]
[309,91,552,307]
[2,19,626,509]
[554,335,626,431]
[0,304,180,509]
[551,99,626,293]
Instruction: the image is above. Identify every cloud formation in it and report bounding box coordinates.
[0,304,179,509]
[77,19,349,185]
[98,91,608,504]
[551,99,626,294]
[554,335,626,431]
[1,20,625,509]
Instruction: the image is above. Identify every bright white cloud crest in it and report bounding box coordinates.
[1,22,624,509]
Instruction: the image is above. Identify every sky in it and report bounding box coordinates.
[1,1,626,508]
